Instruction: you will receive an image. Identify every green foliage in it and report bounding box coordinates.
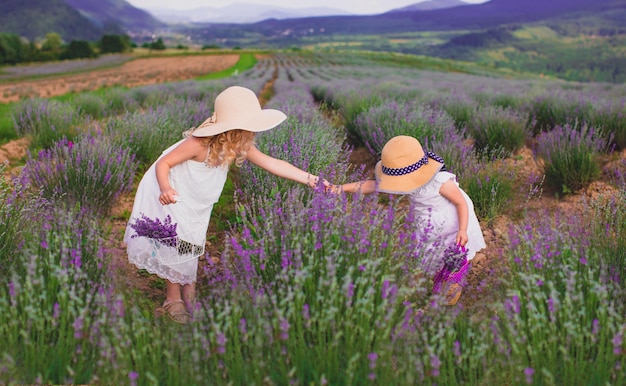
[353,100,456,154]
[69,93,108,119]
[22,134,137,217]
[0,205,108,384]
[585,99,626,150]
[149,38,166,51]
[12,98,86,151]
[535,124,608,195]
[443,26,520,54]
[0,103,18,142]
[338,93,383,141]
[0,33,28,65]
[61,40,97,60]
[41,33,63,53]
[0,165,31,281]
[526,94,593,135]
[467,105,529,156]
[101,87,140,115]
[590,190,626,291]
[104,97,212,169]
[461,161,514,224]
[99,34,132,53]
[502,217,625,385]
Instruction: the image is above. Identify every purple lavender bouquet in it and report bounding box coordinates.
[130,214,178,248]
[433,244,470,292]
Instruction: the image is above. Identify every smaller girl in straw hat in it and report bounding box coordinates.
[341,135,486,305]
[124,86,329,324]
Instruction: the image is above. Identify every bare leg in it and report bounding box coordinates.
[157,281,189,323]
[164,280,183,304]
[182,282,196,311]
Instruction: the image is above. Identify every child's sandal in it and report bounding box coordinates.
[155,300,191,324]
[445,283,463,306]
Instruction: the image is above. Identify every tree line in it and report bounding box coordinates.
[0,33,135,66]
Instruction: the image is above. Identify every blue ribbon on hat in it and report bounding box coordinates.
[381,152,446,176]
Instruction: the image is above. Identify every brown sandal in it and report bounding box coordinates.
[155,300,191,324]
[445,283,463,306]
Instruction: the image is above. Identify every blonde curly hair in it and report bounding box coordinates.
[199,129,256,167]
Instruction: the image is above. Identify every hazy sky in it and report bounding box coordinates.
[126,0,489,14]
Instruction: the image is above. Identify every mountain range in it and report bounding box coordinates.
[0,0,163,41]
[147,4,354,24]
[0,0,482,41]
[0,0,625,46]
[228,0,626,36]
[387,0,469,12]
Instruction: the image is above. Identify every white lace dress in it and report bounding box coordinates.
[124,139,228,284]
[407,171,486,275]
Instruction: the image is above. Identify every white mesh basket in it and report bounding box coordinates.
[146,222,206,265]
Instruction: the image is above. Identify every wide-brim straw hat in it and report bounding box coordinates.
[192,86,287,137]
[375,135,443,194]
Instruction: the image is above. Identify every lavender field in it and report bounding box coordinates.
[1,52,625,385]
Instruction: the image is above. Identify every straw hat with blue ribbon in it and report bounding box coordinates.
[375,135,446,194]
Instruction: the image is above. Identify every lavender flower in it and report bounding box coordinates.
[442,244,468,273]
[524,367,534,384]
[129,214,178,248]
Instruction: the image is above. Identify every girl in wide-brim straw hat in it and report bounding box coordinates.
[124,86,331,324]
[341,135,486,305]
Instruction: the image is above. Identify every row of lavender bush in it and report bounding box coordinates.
[0,52,624,384]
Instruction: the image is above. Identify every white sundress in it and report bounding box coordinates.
[124,139,228,284]
[406,171,486,275]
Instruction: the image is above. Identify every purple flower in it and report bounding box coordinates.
[130,214,178,247]
[613,330,623,355]
[53,303,61,320]
[524,367,534,384]
[442,244,468,272]
[368,352,378,369]
[128,371,139,386]
[547,298,555,314]
[302,304,310,321]
[279,317,290,340]
[73,316,84,339]
[453,340,461,357]
[216,332,226,354]
[430,354,441,377]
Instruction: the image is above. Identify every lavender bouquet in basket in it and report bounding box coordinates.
[433,244,470,292]
[130,214,178,248]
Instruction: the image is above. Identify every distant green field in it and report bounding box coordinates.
[299,15,626,83]
[195,53,257,80]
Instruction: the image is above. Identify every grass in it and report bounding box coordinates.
[195,53,257,80]
[0,103,16,142]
